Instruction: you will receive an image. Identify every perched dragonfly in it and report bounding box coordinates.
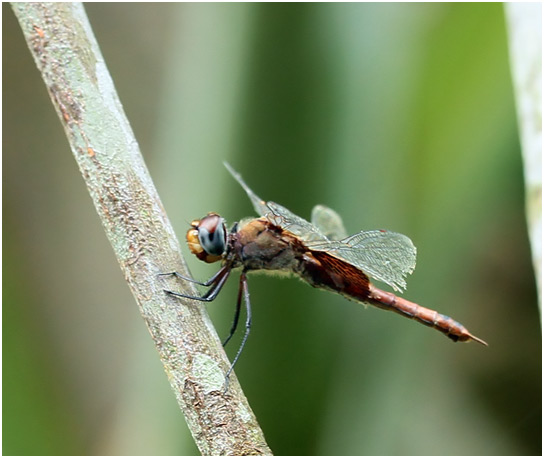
[163,163,487,385]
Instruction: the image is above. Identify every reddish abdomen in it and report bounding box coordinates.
[305,251,486,346]
[367,285,487,345]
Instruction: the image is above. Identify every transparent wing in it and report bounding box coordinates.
[264,201,329,242]
[224,162,269,216]
[225,162,329,242]
[311,205,348,241]
[225,162,416,291]
[309,230,417,292]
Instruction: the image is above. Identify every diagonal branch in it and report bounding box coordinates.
[11,3,272,455]
[504,3,542,313]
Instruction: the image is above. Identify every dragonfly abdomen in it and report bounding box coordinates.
[368,285,487,346]
[300,250,371,297]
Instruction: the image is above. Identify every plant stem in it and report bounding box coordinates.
[11,2,272,455]
[504,3,542,313]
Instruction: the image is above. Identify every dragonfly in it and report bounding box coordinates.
[163,163,487,386]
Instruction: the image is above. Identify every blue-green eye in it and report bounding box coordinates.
[197,213,227,256]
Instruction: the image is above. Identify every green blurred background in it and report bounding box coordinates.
[3,3,541,455]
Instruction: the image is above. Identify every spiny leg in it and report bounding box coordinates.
[164,265,231,302]
[222,275,243,348]
[159,266,228,287]
[224,270,251,392]
[162,266,241,343]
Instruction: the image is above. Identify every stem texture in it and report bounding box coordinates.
[11,3,272,455]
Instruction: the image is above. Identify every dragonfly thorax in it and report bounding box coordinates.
[186,213,227,263]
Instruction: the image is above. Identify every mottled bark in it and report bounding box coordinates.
[11,3,272,455]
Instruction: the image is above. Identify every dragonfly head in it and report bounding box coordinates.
[186,213,227,263]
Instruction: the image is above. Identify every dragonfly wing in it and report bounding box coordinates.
[310,230,417,292]
[265,201,329,242]
[225,163,329,243]
[225,163,416,290]
[311,205,348,241]
[224,162,269,216]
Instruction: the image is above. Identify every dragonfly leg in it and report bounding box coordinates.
[224,270,251,392]
[222,285,242,348]
[164,265,231,302]
[159,266,227,287]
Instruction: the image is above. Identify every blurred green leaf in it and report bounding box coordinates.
[4,3,539,455]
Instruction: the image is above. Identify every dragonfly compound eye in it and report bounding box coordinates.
[186,213,226,263]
